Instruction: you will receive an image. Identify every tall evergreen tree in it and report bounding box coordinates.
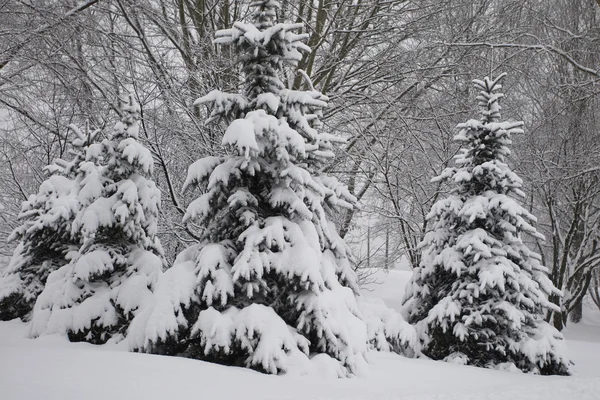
[30,97,165,344]
[403,74,572,375]
[129,0,414,375]
[0,124,102,321]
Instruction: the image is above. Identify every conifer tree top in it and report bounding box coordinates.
[113,95,142,141]
[250,0,279,29]
[436,73,525,195]
[474,73,506,123]
[212,1,309,100]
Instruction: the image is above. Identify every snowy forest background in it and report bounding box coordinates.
[1,0,600,378]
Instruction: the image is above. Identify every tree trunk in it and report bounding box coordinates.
[569,297,583,324]
[553,311,566,331]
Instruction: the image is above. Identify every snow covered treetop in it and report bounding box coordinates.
[450,74,524,173]
[433,74,526,197]
[196,0,341,177]
[250,0,280,29]
[473,73,506,123]
[67,122,101,154]
[214,1,309,99]
[105,95,154,176]
[46,122,102,179]
[112,95,141,141]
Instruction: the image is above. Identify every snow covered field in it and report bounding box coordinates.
[1,268,599,400]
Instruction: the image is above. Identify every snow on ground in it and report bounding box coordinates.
[1,267,600,400]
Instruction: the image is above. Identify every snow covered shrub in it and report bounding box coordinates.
[0,124,102,321]
[403,74,571,375]
[29,97,165,344]
[358,297,417,354]
[129,0,413,375]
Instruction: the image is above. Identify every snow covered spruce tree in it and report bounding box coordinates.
[29,96,165,344]
[403,74,571,375]
[0,124,102,321]
[129,0,414,375]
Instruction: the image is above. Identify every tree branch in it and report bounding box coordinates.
[0,0,101,71]
[443,41,599,78]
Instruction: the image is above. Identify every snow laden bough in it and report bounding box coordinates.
[29,97,165,344]
[403,74,572,375]
[128,0,415,376]
[0,123,102,321]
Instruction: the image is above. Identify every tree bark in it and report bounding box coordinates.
[570,298,583,324]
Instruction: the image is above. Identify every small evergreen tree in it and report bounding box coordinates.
[0,124,102,321]
[403,74,571,375]
[129,0,414,375]
[30,97,165,344]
